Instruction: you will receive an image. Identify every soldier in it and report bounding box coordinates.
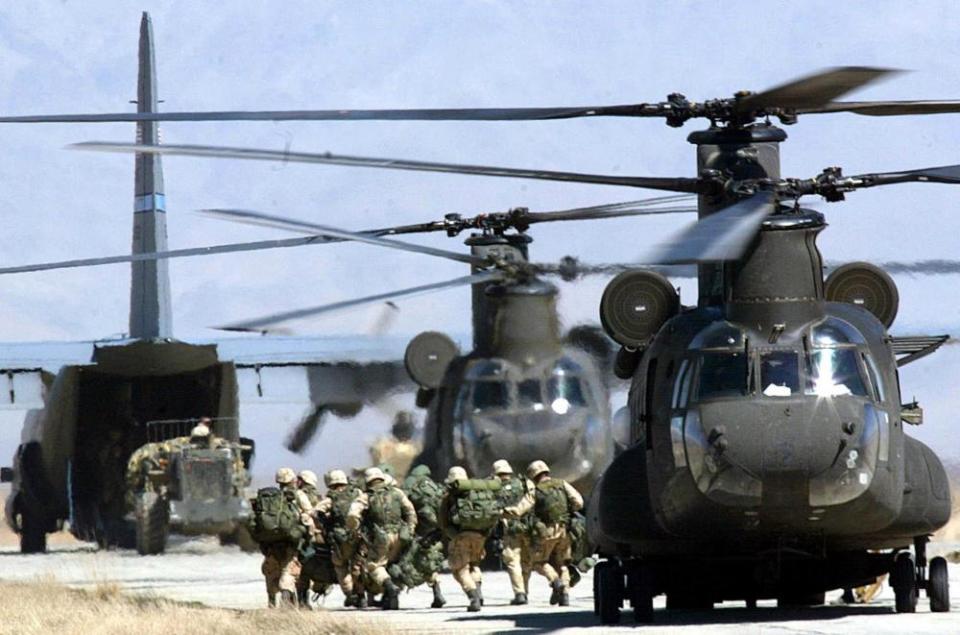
[312,469,367,608]
[401,463,447,608]
[504,459,583,607]
[491,459,534,605]
[298,470,321,508]
[259,467,313,608]
[440,466,501,612]
[369,411,421,478]
[346,466,417,610]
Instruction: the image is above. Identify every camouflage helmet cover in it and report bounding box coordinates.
[409,464,432,478]
[190,422,211,438]
[526,460,550,480]
[275,467,297,485]
[446,466,468,482]
[364,466,386,485]
[492,459,514,476]
[298,469,319,487]
[325,469,348,487]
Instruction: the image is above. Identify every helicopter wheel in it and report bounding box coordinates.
[594,560,623,625]
[892,551,918,614]
[928,556,950,613]
[626,560,655,623]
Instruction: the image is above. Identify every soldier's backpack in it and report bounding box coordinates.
[449,478,502,532]
[247,487,305,544]
[324,487,358,546]
[405,475,444,534]
[534,479,571,525]
[365,484,405,531]
[388,536,445,590]
[496,476,532,535]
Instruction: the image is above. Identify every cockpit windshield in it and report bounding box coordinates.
[518,379,544,408]
[805,348,868,397]
[471,381,509,410]
[547,375,586,412]
[760,351,801,397]
[696,351,748,400]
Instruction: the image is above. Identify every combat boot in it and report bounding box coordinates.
[510,592,528,606]
[267,592,277,608]
[559,589,570,607]
[549,579,563,605]
[382,580,400,611]
[466,589,482,612]
[431,582,447,609]
[297,587,312,610]
[476,581,484,606]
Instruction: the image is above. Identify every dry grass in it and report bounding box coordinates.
[0,580,390,635]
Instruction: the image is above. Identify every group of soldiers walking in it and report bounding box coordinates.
[249,458,587,612]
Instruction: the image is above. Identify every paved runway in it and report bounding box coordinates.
[2,537,958,633]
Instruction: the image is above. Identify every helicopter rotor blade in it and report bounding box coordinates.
[801,100,960,117]
[0,104,663,124]
[285,405,328,454]
[637,191,777,264]
[71,142,704,193]
[855,163,960,187]
[875,259,960,276]
[198,208,486,266]
[216,270,504,333]
[738,66,899,112]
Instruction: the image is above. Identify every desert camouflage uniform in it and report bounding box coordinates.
[261,470,315,607]
[346,477,417,592]
[315,485,365,600]
[505,471,583,600]
[493,471,536,599]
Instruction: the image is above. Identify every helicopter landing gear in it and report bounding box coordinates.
[594,559,623,624]
[892,551,918,613]
[903,535,952,613]
[625,560,655,623]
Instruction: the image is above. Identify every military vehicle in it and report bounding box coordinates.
[37,65,960,618]
[128,417,253,555]
[0,14,413,554]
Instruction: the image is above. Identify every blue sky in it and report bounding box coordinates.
[0,1,957,475]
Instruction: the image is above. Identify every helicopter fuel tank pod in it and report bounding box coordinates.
[600,270,679,378]
[825,261,899,328]
[404,331,459,389]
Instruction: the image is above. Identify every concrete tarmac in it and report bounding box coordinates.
[1,537,958,634]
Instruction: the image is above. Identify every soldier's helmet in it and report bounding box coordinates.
[299,470,319,488]
[493,459,514,476]
[364,466,386,485]
[326,469,349,487]
[526,460,550,481]
[190,422,211,438]
[446,466,468,482]
[409,464,432,478]
[276,467,297,485]
[392,411,416,442]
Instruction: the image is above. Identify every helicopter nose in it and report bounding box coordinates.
[463,408,602,482]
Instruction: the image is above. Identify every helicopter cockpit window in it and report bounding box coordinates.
[862,353,886,402]
[547,375,586,412]
[517,379,544,409]
[805,348,868,397]
[471,381,509,411]
[760,351,801,397]
[695,351,748,400]
[811,317,867,346]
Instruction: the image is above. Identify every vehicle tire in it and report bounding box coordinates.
[928,556,950,613]
[135,492,169,556]
[893,552,918,614]
[19,506,47,554]
[595,560,622,625]
[627,562,654,624]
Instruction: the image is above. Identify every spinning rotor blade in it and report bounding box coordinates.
[285,405,328,453]
[217,270,504,332]
[523,197,698,224]
[857,163,960,187]
[72,142,704,193]
[199,208,485,266]
[738,67,898,112]
[0,104,660,123]
[637,191,777,264]
[877,259,960,276]
[802,100,960,117]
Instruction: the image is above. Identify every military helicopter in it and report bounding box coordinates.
[39,66,960,619]
[185,200,702,490]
